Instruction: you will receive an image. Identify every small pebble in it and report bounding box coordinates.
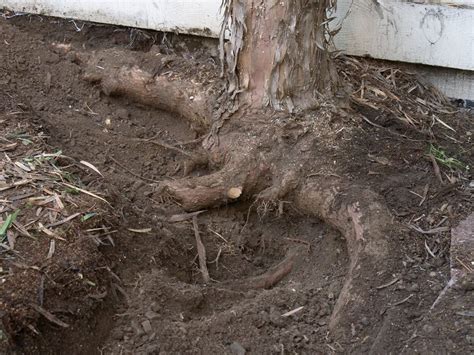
[145,310,159,320]
[229,341,246,355]
[142,320,153,334]
[422,324,434,333]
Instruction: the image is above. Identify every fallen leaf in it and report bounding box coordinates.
[80,160,103,176]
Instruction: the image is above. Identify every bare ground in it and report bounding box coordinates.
[0,14,473,354]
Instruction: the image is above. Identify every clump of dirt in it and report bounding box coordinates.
[0,13,472,355]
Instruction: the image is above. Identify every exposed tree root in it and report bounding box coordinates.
[80,48,217,133]
[82,52,404,342]
[295,177,400,334]
[229,247,303,290]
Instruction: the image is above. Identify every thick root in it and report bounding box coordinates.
[228,247,303,290]
[295,176,402,338]
[81,48,217,132]
[160,155,269,211]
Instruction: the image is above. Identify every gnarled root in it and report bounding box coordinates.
[295,176,402,339]
[160,151,270,211]
[79,48,405,345]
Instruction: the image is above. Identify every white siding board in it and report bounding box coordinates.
[0,0,223,37]
[331,0,474,71]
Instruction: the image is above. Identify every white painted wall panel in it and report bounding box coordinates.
[0,0,223,36]
[332,0,474,71]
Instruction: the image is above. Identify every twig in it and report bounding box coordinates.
[208,247,222,270]
[455,257,474,273]
[419,184,429,207]
[109,156,160,183]
[134,137,194,158]
[360,115,383,128]
[376,277,400,290]
[408,225,449,235]
[391,294,414,307]
[284,237,311,251]
[192,216,210,283]
[168,210,206,223]
[424,240,436,258]
[208,228,229,243]
[30,303,70,328]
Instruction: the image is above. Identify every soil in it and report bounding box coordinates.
[1,13,473,354]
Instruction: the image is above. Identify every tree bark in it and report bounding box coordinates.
[221,0,335,112]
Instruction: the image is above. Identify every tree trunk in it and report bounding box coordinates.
[221,0,335,112]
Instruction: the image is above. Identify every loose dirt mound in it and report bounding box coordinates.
[0,14,472,354]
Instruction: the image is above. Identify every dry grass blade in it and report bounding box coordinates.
[0,142,18,152]
[38,222,66,241]
[46,212,81,228]
[46,239,56,259]
[62,182,110,205]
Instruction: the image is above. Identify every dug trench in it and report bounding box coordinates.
[1,15,473,354]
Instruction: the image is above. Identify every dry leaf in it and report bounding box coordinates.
[80,160,103,176]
